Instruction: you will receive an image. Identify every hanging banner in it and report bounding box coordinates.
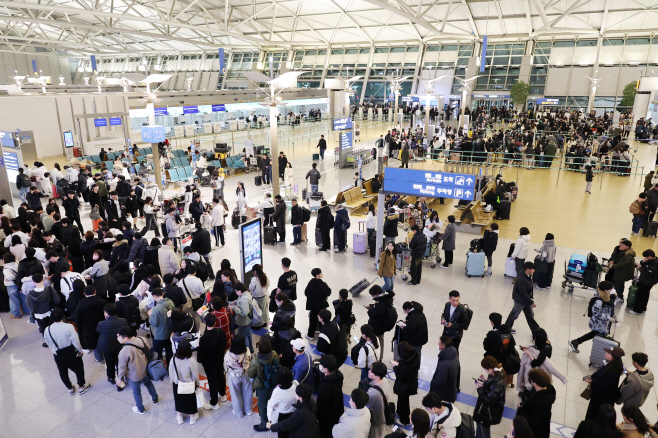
[480,36,487,73]
[91,55,98,74]
[218,48,226,74]
[31,60,38,75]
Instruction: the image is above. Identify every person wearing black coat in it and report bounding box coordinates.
[505,261,539,333]
[573,403,623,438]
[407,225,427,285]
[315,355,344,438]
[430,336,460,403]
[109,235,130,267]
[383,210,399,243]
[481,224,499,276]
[304,268,331,339]
[316,309,339,357]
[105,193,122,227]
[482,313,517,380]
[128,234,147,262]
[143,241,161,276]
[333,290,353,343]
[392,342,421,425]
[62,192,84,232]
[399,301,428,351]
[197,313,227,409]
[272,196,287,243]
[115,176,132,198]
[290,199,304,245]
[80,235,98,269]
[441,291,469,350]
[163,275,187,309]
[189,224,212,274]
[268,384,319,438]
[516,369,557,438]
[75,286,107,361]
[473,356,507,438]
[189,194,204,223]
[15,249,41,287]
[585,350,625,420]
[114,286,140,334]
[95,303,128,382]
[366,286,395,360]
[316,202,333,251]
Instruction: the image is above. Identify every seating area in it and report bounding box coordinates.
[333,186,375,211]
[222,155,246,171]
[452,199,495,234]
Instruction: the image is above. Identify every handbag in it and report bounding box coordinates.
[580,384,592,400]
[89,206,101,220]
[181,279,203,311]
[173,358,196,394]
[195,388,205,408]
[534,255,548,274]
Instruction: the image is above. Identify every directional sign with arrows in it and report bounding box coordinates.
[383,167,476,201]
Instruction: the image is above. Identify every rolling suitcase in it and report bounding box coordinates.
[313,153,320,160]
[315,228,323,247]
[231,209,240,229]
[264,226,277,245]
[301,223,307,242]
[353,223,367,254]
[627,279,638,308]
[505,257,517,277]
[589,324,619,367]
[645,221,658,237]
[496,200,511,220]
[255,175,262,186]
[466,251,486,277]
[349,276,377,296]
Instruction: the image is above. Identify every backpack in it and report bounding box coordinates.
[501,333,521,375]
[340,216,350,231]
[326,214,335,228]
[20,173,31,188]
[456,412,476,438]
[160,221,168,238]
[370,383,396,426]
[57,178,69,196]
[262,358,281,389]
[382,306,398,332]
[193,259,209,282]
[629,201,641,215]
[302,208,311,223]
[586,296,601,318]
[461,304,474,330]
[123,338,168,381]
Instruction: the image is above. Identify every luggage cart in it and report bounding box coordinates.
[399,249,412,281]
[424,234,443,268]
[561,260,601,293]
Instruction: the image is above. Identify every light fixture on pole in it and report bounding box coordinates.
[36,75,51,94]
[11,71,25,91]
[454,76,480,124]
[387,75,409,126]
[83,76,90,86]
[415,75,451,138]
[343,75,362,118]
[186,75,193,91]
[584,76,604,114]
[240,70,309,198]
[94,76,105,93]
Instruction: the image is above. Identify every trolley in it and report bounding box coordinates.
[561,254,601,293]
[424,234,443,269]
[399,248,412,281]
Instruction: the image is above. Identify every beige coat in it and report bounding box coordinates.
[517,345,568,390]
[158,246,180,275]
[117,337,150,382]
[377,250,396,277]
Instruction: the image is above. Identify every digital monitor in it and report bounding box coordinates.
[183,106,199,114]
[109,117,122,126]
[4,151,19,182]
[212,104,226,112]
[154,107,168,116]
[94,118,107,127]
[63,131,74,148]
[0,131,15,148]
[239,219,263,283]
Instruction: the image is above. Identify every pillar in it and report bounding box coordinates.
[586,36,604,114]
[269,104,280,198]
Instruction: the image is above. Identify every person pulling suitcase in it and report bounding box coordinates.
[568,281,616,353]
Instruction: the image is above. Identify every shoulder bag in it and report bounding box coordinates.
[173,357,196,394]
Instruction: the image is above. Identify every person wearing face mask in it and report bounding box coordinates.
[568,281,616,354]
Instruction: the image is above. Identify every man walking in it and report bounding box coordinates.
[16,167,31,203]
[44,308,90,395]
[317,135,327,160]
[306,163,321,194]
[96,303,128,385]
[116,326,159,414]
[407,225,427,285]
[505,261,539,334]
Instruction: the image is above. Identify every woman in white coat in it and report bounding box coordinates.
[234,182,248,217]
[50,164,64,185]
[511,227,531,279]
[283,162,294,188]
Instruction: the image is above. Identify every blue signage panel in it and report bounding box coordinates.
[218,48,226,74]
[31,60,38,74]
[154,107,168,116]
[183,106,199,114]
[212,104,226,112]
[4,152,18,170]
[536,98,559,105]
[333,117,353,131]
[141,125,166,143]
[109,117,122,126]
[94,118,107,127]
[341,132,353,150]
[0,131,15,148]
[383,168,476,200]
[90,55,97,73]
[480,36,487,73]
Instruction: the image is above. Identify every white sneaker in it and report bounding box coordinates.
[190,413,199,424]
[628,310,642,315]
[204,403,220,410]
[220,395,227,402]
[616,297,625,305]
[177,413,184,424]
[438,265,448,269]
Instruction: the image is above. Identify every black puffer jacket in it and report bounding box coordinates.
[383,214,399,237]
[367,291,395,336]
[473,374,506,426]
[304,278,331,311]
[511,272,534,306]
[400,302,428,347]
[189,228,211,256]
[409,232,427,258]
[393,348,420,396]
[128,237,147,262]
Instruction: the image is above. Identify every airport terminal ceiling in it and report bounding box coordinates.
[1,0,658,55]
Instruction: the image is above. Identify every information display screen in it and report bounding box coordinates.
[4,151,19,182]
[240,219,263,275]
[212,104,226,112]
[0,131,15,148]
[154,107,168,116]
[94,118,107,127]
[109,117,122,126]
[183,106,199,114]
[333,117,353,131]
[63,131,74,148]
[383,168,476,201]
[341,132,353,150]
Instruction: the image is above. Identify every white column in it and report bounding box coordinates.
[587,36,604,114]
[269,104,280,198]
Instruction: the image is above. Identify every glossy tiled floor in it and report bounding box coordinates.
[3,129,658,437]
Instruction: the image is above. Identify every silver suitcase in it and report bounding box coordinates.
[589,324,619,368]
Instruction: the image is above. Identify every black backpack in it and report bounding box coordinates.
[586,297,602,318]
[193,258,209,282]
[20,173,31,188]
[370,383,396,426]
[457,412,476,438]
[461,304,474,330]
[350,337,373,365]
[302,208,311,223]
[382,306,398,332]
[57,178,69,196]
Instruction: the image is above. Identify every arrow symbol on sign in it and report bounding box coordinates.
[466,177,474,184]
[465,190,472,198]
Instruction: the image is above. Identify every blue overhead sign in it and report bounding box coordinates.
[109,117,122,126]
[141,125,166,143]
[383,168,476,200]
[341,132,353,150]
[94,118,107,127]
[536,98,559,105]
[212,104,226,112]
[333,117,353,131]
[154,107,168,116]
[218,48,226,74]
[183,106,199,114]
[0,131,15,148]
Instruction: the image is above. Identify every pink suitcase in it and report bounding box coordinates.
[353,222,367,254]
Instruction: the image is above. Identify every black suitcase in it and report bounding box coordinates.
[302,188,307,201]
[645,221,658,237]
[264,226,277,245]
[349,277,376,296]
[315,228,323,247]
[369,235,377,257]
[496,200,511,220]
[255,175,262,186]
[231,209,240,229]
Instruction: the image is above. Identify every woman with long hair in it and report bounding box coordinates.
[365,204,376,241]
[271,292,296,333]
[10,234,25,261]
[474,356,507,438]
[386,409,431,438]
[535,233,556,290]
[30,228,47,248]
[235,182,248,221]
[573,403,622,438]
[377,240,396,292]
[141,196,161,237]
[224,334,253,418]
[170,340,200,424]
[391,341,421,426]
[284,162,294,188]
[356,324,379,381]
[619,405,651,438]
[248,264,269,328]
[81,249,109,300]
[585,346,625,420]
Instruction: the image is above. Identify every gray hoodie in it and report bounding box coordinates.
[618,368,655,408]
[537,239,557,263]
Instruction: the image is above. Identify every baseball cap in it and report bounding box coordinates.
[290,339,305,351]
[604,346,625,359]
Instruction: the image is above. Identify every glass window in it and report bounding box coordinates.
[374,47,389,53]
[427,46,441,52]
[512,49,525,55]
[536,41,552,48]
[493,57,509,65]
[372,63,386,67]
[388,63,401,67]
[510,56,522,65]
[496,44,511,49]
[406,46,419,52]
[513,44,525,49]
[534,55,549,64]
[302,64,314,68]
[508,67,520,75]
[326,70,340,76]
[442,45,458,51]
[359,48,370,54]
[305,50,317,56]
[386,69,397,76]
[626,38,650,45]
[576,40,597,47]
[531,66,547,75]
[506,76,519,85]
[477,76,488,85]
[313,70,323,77]
[318,50,327,55]
[404,62,416,67]
[491,67,507,75]
[529,75,546,84]
[459,44,473,51]
[423,62,437,67]
[403,69,415,75]
[294,52,303,60]
[495,49,510,56]
[552,41,575,47]
[456,57,469,66]
[357,63,367,67]
[603,39,624,46]
[355,69,367,75]
[329,64,341,68]
[529,86,545,95]
[343,64,355,68]
[345,49,358,54]
[390,47,405,53]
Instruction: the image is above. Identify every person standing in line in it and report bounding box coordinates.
[266,383,320,437]
[332,388,371,438]
[366,285,395,360]
[511,227,531,280]
[305,163,321,194]
[75,285,106,361]
[197,313,227,411]
[316,354,345,438]
[164,208,180,249]
[224,335,253,418]
[630,193,648,237]
[248,336,281,433]
[235,182,248,223]
[304,268,331,340]
[390,341,421,426]
[473,356,507,438]
[148,288,175,366]
[229,283,254,353]
[116,326,159,414]
[429,336,460,403]
[209,197,226,248]
[407,225,427,286]
[535,233,557,290]
[398,301,428,354]
[515,369,556,438]
[248,264,270,328]
[272,195,287,244]
[617,352,654,409]
[568,281,616,353]
[44,308,91,395]
[441,291,469,351]
[317,135,327,160]
[585,165,594,194]
[504,262,539,334]
[607,239,636,304]
[365,362,390,438]
[266,367,298,435]
[290,198,304,246]
[316,200,334,252]
[334,204,350,254]
[422,392,462,438]
[377,241,396,292]
[276,257,298,300]
[630,249,658,314]
[16,167,31,203]
[169,340,200,424]
[439,215,456,269]
[291,339,314,390]
[96,303,128,386]
[482,223,499,276]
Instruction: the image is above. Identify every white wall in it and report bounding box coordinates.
[0,51,72,85]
